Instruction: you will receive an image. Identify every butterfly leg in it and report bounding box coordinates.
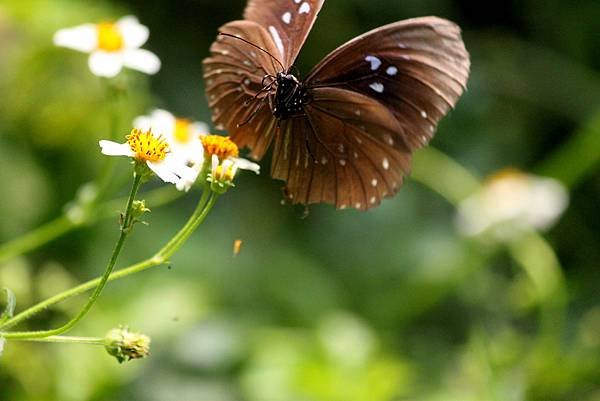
[237,97,268,128]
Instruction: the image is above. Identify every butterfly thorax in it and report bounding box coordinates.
[272,72,311,120]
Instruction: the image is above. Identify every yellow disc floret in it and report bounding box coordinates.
[215,164,236,182]
[97,22,124,52]
[201,135,239,160]
[174,118,192,143]
[127,128,169,162]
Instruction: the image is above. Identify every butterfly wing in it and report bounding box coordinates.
[272,16,469,210]
[306,16,470,150]
[203,20,281,159]
[244,0,324,68]
[271,88,412,210]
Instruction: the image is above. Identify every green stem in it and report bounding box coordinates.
[8,335,104,345]
[0,186,182,266]
[156,185,212,260]
[0,189,217,332]
[411,147,568,358]
[0,172,143,339]
[0,216,74,265]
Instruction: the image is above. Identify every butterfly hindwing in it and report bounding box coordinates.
[271,88,412,210]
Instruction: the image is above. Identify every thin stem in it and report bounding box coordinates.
[156,184,212,260]
[411,147,568,362]
[0,216,74,265]
[0,189,218,332]
[0,185,182,265]
[0,172,143,339]
[8,335,104,345]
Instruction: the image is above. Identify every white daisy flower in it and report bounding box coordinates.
[99,128,191,185]
[53,16,161,77]
[456,169,569,240]
[133,109,208,191]
[200,135,260,193]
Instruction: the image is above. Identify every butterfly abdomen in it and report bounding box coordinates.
[272,73,311,120]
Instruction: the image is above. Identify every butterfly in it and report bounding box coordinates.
[203,0,470,210]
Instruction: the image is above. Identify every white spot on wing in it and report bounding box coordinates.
[371,179,378,187]
[365,55,382,71]
[369,82,384,93]
[421,110,428,119]
[386,66,398,76]
[268,26,285,58]
[382,158,390,170]
[282,12,292,24]
[299,2,311,14]
[339,159,347,166]
[370,196,377,205]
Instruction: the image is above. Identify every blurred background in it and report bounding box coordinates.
[0,0,599,400]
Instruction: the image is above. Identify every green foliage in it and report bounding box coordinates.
[0,0,599,401]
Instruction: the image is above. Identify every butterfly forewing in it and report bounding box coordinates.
[244,0,324,68]
[306,17,470,150]
[203,21,281,158]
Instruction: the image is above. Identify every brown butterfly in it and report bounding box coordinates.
[203,0,470,210]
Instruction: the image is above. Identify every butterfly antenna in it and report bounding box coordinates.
[218,32,285,71]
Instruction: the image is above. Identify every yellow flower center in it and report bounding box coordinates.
[215,164,236,182]
[174,118,192,143]
[97,22,124,52]
[127,128,169,162]
[201,135,239,160]
[486,167,526,185]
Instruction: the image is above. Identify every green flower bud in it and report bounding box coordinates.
[104,327,150,363]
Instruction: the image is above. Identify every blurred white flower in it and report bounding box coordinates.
[53,16,160,77]
[456,169,569,240]
[99,128,192,185]
[133,109,208,191]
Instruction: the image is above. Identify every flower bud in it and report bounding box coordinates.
[131,200,151,220]
[104,327,150,363]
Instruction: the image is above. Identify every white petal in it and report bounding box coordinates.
[88,51,124,77]
[53,24,97,53]
[122,49,161,75]
[99,140,134,157]
[117,16,149,48]
[149,109,176,136]
[190,122,210,136]
[132,116,152,131]
[211,154,219,174]
[176,165,201,192]
[146,161,179,184]
[233,157,260,174]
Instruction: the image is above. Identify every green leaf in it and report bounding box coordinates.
[0,288,16,324]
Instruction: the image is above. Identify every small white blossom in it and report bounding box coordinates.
[133,109,208,191]
[54,16,160,77]
[456,169,569,240]
[99,128,192,185]
[200,135,260,193]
